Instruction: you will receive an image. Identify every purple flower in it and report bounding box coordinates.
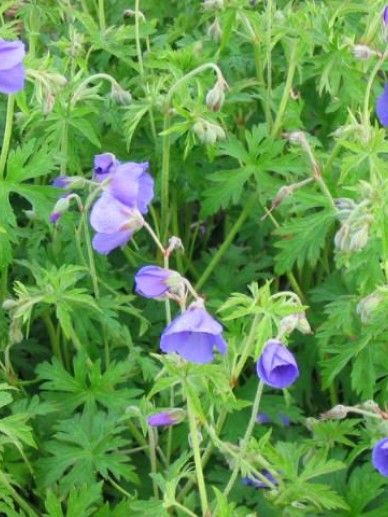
[89,193,143,254]
[49,212,61,224]
[147,411,180,427]
[94,153,118,181]
[160,305,227,364]
[383,6,388,26]
[52,175,72,188]
[0,40,25,94]
[135,265,182,299]
[372,437,388,476]
[108,161,154,214]
[256,340,299,389]
[376,84,388,126]
[242,470,277,489]
[256,412,291,426]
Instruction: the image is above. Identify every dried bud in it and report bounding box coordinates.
[166,236,184,255]
[283,131,305,144]
[357,292,382,324]
[321,405,348,420]
[207,18,222,42]
[123,9,146,21]
[206,76,228,111]
[9,319,23,344]
[352,44,377,60]
[278,314,300,336]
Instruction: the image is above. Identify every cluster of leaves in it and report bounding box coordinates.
[0,0,387,515]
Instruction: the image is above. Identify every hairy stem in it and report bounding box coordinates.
[0,94,15,179]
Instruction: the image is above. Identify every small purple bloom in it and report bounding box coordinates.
[242,470,277,489]
[0,40,25,94]
[376,84,388,126]
[160,305,227,364]
[52,175,72,188]
[383,6,388,26]
[108,161,154,214]
[148,411,178,427]
[135,265,181,299]
[94,153,118,181]
[256,340,299,389]
[89,193,143,254]
[49,212,61,224]
[372,437,388,476]
[256,412,271,424]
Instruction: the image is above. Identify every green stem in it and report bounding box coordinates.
[0,94,15,178]
[233,313,261,380]
[81,214,100,297]
[266,0,273,129]
[107,475,132,498]
[148,427,159,498]
[187,394,209,516]
[223,381,264,496]
[195,194,256,291]
[134,0,144,76]
[161,62,225,240]
[42,312,62,362]
[0,470,39,517]
[363,50,387,127]
[98,0,106,31]
[271,40,298,138]
[172,502,197,517]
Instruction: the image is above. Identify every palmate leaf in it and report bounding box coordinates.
[36,352,142,413]
[37,411,138,493]
[274,207,336,274]
[44,483,102,517]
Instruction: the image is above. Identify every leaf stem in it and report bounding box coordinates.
[186,394,209,516]
[0,94,15,179]
[223,381,264,496]
[134,0,144,76]
[195,194,256,291]
[97,0,106,31]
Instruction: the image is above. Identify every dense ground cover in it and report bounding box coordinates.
[0,0,388,515]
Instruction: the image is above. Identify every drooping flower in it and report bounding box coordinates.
[135,265,183,299]
[52,175,72,188]
[160,304,227,364]
[256,340,299,389]
[0,40,25,94]
[372,437,388,476]
[242,470,278,489]
[93,153,119,181]
[147,409,184,427]
[108,161,154,214]
[89,193,144,254]
[376,84,388,126]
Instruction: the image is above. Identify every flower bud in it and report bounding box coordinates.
[2,299,17,310]
[278,314,300,336]
[206,77,227,111]
[357,292,382,324]
[203,0,224,10]
[9,319,23,344]
[166,236,184,255]
[193,119,226,144]
[148,409,185,427]
[111,83,132,105]
[320,405,348,420]
[49,195,72,224]
[207,18,222,42]
[352,44,377,60]
[348,224,369,251]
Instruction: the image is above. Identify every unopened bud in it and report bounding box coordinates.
[321,405,348,420]
[349,224,369,251]
[111,83,132,105]
[352,44,377,60]
[283,131,305,144]
[9,320,23,344]
[206,83,226,112]
[207,18,222,42]
[357,292,382,324]
[166,236,184,255]
[334,224,350,251]
[2,299,17,310]
[296,313,312,334]
[278,314,299,336]
[193,119,226,144]
[203,0,224,10]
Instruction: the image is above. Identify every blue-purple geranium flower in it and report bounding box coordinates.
[135,265,182,299]
[94,153,119,181]
[108,161,154,214]
[89,193,144,254]
[372,437,388,476]
[256,340,299,389]
[376,84,388,126]
[0,40,25,94]
[242,470,278,489]
[160,304,227,364]
[147,410,183,427]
